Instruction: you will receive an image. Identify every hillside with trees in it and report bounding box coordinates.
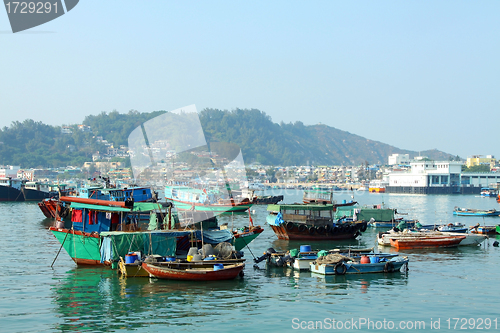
[0,108,456,168]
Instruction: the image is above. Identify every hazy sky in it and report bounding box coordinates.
[1,1,499,159]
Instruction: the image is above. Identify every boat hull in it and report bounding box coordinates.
[50,227,103,265]
[310,258,408,275]
[142,262,244,281]
[470,226,498,234]
[0,185,24,201]
[233,227,264,251]
[378,231,486,246]
[269,223,362,241]
[22,188,54,201]
[390,236,465,249]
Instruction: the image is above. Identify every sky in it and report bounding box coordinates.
[1,1,499,160]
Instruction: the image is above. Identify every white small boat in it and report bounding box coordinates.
[437,222,468,233]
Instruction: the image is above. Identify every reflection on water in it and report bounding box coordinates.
[52,267,258,332]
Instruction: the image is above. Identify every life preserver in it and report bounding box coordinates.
[360,222,368,232]
[317,226,325,235]
[334,262,347,275]
[384,261,395,273]
[298,224,307,233]
[325,225,332,233]
[286,222,294,231]
[331,227,338,235]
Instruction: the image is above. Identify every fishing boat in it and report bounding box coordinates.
[437,222,468,233]
[368,180,388,193]
[49,195,259,266]
[335,204,408,228]
[38,184,156,218]
[453,207,500,216]
[0,177,24,201]
[480,187,499,197]
[21,181,59,201]
[266,203,368,241]
[165,185,254,212]
[378,230,486,246]
[470,224,498,234]
[310,256,409,275]
[142,261,245,281]
[389,235,466,249]
[262,245,399,271]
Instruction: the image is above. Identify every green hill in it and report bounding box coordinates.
[0,108,456,168]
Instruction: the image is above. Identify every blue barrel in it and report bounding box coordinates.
[125,253,138,264]
[164,256,176,262]
[300,245,312,252]
[213,264,224,271]
[370,256,380,264]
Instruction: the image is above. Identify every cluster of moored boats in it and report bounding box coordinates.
[40,185,500,281]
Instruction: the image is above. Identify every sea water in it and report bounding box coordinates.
[1,191,500,332]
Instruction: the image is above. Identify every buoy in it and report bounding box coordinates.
[360,255,370,264]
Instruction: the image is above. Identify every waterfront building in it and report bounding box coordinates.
[386,161,500,194]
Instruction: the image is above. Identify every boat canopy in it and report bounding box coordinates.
[70,202,167,213]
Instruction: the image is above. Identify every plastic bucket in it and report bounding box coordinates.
[125,253,138,264]
[188,247,199,257]
[164,256,176,262]
[213,264,224,271]
[370,256,380,264]
[300,245,312,253]
[187,255,193,262]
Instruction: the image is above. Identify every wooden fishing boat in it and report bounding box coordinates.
[288,250,398,271]
[378,230,486,246]
[310,257,409,275]
[266,203,367,241]
[38,185,155,218]
[389,235,466,249]
[142,261,245,281]
[470,225,498,234]
[453,207,500,216]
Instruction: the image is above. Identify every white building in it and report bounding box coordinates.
[387,161,499,194]
[388,154,410,166]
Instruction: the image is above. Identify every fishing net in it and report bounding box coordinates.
[316,253,352,265]
[214,242,235,259]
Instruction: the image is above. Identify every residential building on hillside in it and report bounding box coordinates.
[466,155,496,168]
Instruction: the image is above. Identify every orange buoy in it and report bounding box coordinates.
[360,255,370,264]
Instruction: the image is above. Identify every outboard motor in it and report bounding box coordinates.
[254,248,276,264]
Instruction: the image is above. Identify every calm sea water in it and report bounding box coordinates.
[1,190,500,332]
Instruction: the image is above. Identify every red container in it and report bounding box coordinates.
[360,256,370,264]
